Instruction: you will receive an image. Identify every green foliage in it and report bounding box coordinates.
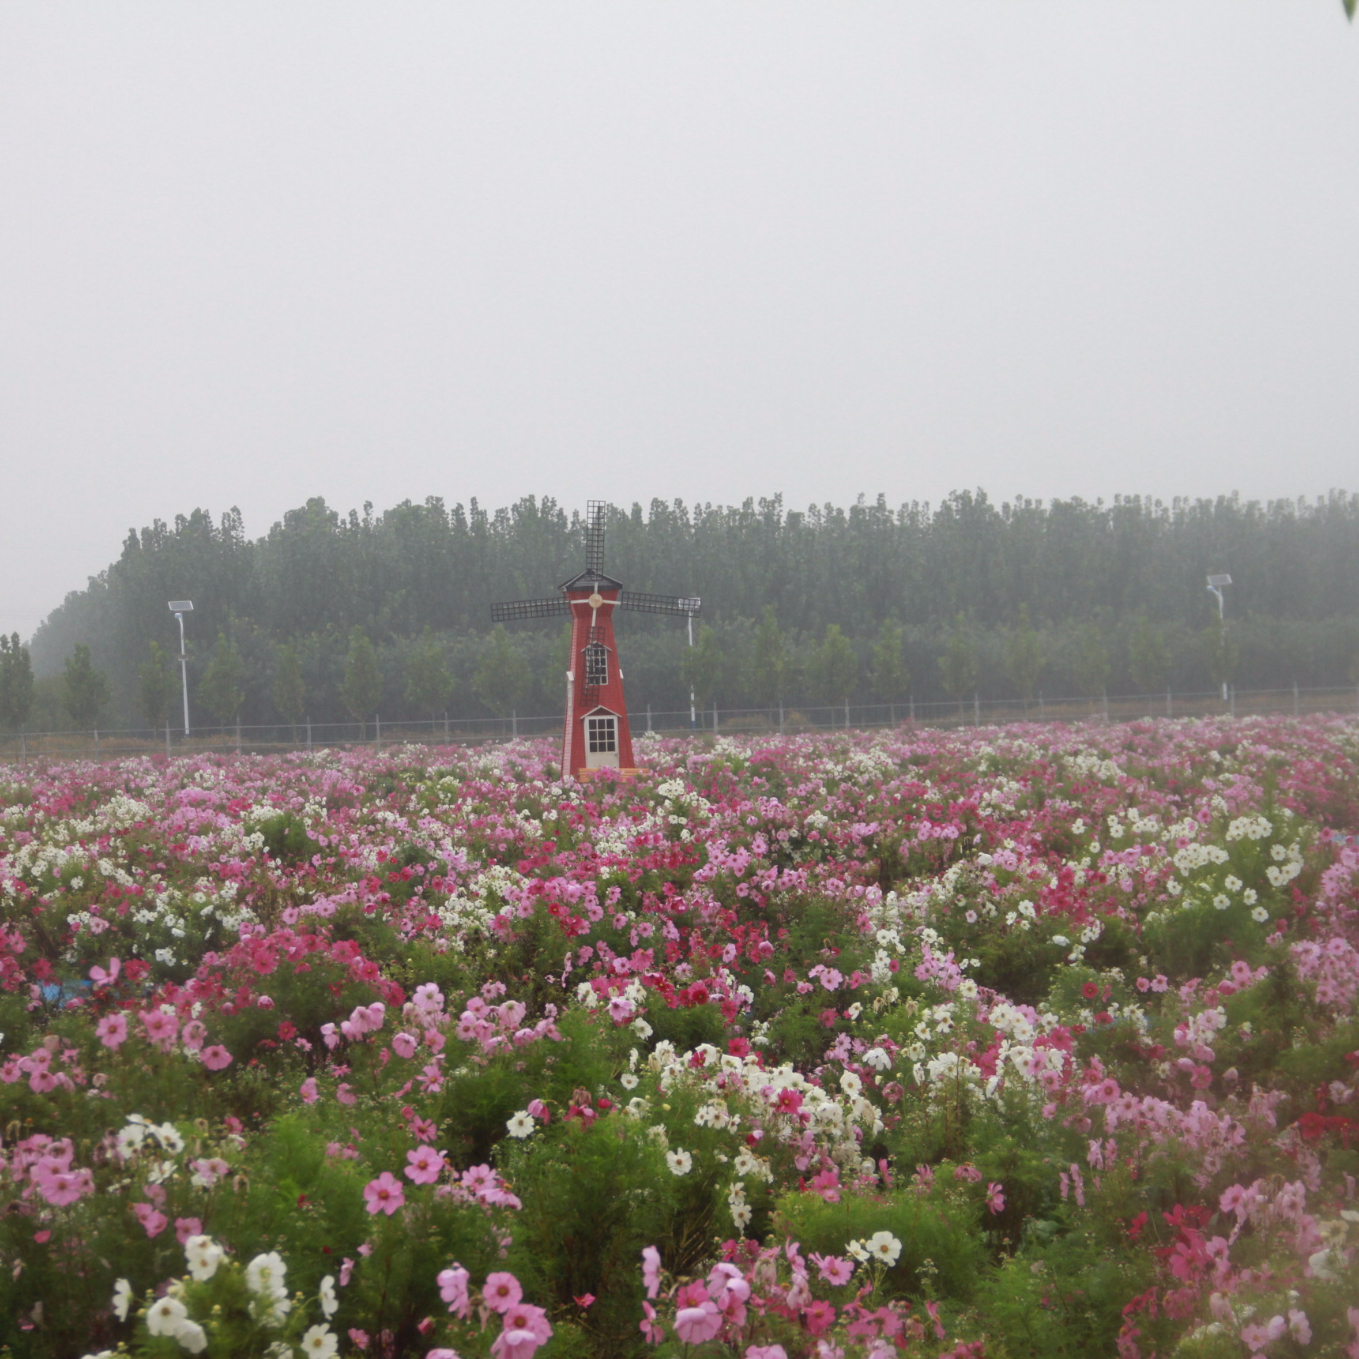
[198,632,246,723]
[813,623,858,706]
[1072,623,1110,698]
[680,622,723,711]
[405,626,454,718]
[137,639,177,729]
[1200,619,1240,690]
[868,619,908,702]
[1005,604,1043,702]
[341,626,383,727]
[271,642,306,726]
[0,632,34,730]
[939,614,978,709]
[1127,614,1169,694]
[473,624,532,717]
[747,606,789,706]
[61,642,109,727]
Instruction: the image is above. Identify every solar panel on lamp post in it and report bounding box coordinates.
[168,601,194,737]
[1206,575,1232,702]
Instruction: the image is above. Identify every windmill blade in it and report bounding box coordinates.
[585,500,607,574]
[618,590,702,617]
[490,597,571,622]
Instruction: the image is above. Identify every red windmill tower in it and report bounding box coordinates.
[491,501,700,778]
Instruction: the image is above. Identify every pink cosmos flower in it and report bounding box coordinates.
[201,1045,233,1071]
[337,1082,358,1105]
[32,1164,94,1207]
[810,1253,854,1286]
[641,1245,663,1299]
[300,1077,319,1104]
[438,1264,471,1318]
[490,1302,552,1359]
[96,1014,128,1048]
[746,1348,788,1359]
[140,1010,179,1048]
[133,1202,168,1237]
[180,1020,207,1052]
[175,1216,203,1244]
[404,1145,446,1184]
[986,1183,1006,1215]
[640,1301,664,1344]
[392,1032,418,1059]
[483,1272,523,1313]
[363,1172,406,1216]
[803,1300,836,1335]
[674,1281,723,1345]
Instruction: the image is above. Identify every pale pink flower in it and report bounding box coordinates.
[392,1032,418,1059]
[491,1302,552,1359]
[201,1045,233,1071]
[986,1182,1006,1214]
[641,1245,663,1299]
[363,1172,406,1216]
[180,1020,207,1052]
[483,1272,523,1313]
[438,1264,471,1318]
[96,1014,128,1048]
[300,1077,319,1104]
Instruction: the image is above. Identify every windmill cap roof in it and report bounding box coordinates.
[560,569,623,593]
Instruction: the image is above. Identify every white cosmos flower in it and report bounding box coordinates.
[1251,906,1270,923]
[867,1231,902,1266]
[246,1251,287,1298]
[146,1296,189,1337]
[112,1278,133,1322]
[176,1321,208,1354]
[506,1111,535,1138]
[620,1072,639,1090]
[184,1235,224,1282]
[319,1274,338,1318]
[666,1149,693,1175]
[300,1325,339,1358]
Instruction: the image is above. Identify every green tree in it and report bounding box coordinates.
[62,644,109,729]
[272,643,306,736]
[868,620,909,704]
[681,623,723,713]
[198,632,246,724]
[747,606,788,708]
[1004,604,1043,707]
[939,614,978,716]
[473,625,532,718]
[136,640,176,730]
[341,627,384,736]
[1127,614,1170,694]
[814,623,858,709]
[1073,624,1111,699]
[405,628,454,722]
[0,634,35,731]
[1201,620,1239,698]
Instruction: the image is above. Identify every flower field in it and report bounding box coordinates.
[2,716,1358,1359]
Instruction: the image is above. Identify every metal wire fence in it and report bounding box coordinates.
[1,684,1357,765]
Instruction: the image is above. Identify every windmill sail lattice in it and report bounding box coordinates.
[489,501,700,777]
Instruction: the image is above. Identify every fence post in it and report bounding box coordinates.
[306,716,312,751]
[1038,692,1045,719]
[165,724,171,757]
[973,692,980,726]
[909,695,914,722]
[94,727,99,760]
[376,714,382,750]
[1103,691,1109,723]
[646,704,652,733]
[712,703,718,733]
[1166,688,1172,718]
[511,710,517,739]
[779,702,785,734]
[235,718,241,755]
[1293,680,1299,716]
[20,731,25,761]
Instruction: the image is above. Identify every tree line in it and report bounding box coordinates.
[9,488,1359,733]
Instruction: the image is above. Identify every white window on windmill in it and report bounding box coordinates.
[585,708,620,768]
[583,639,609,687]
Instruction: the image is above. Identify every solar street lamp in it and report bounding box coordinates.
[168,600,193,736]
[1206,575,1231,701]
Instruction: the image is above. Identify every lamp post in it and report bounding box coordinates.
[686,605,697,730]
[1206,574,1232,702]
[168,600,193,736]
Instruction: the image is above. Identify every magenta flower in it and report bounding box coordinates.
[483,1271,523,1313]
[392,1031,418,1059]
[810,1253,854,1286]
[300,1077,319,1104]
[363,1172,406,1216]
[404,1145,446,1184]
[201,1045,233,1071]
[96,1014,128,1048]
[986,1182,1006,1215]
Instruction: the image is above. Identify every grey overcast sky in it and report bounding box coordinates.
[2,3,1357,641]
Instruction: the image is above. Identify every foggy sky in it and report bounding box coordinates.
[2,3,1357,642]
